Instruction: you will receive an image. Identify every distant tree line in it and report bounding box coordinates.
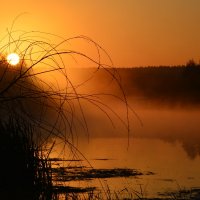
[186,59,200,68]
[115,65,200,105]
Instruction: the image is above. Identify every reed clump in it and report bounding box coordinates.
[0,22,131,200]
[0,117,53,200]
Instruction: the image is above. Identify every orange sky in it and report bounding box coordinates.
[1,0,200,67]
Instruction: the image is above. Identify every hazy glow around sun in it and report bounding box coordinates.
[7,53,20,65]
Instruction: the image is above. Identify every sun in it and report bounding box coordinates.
[6,53,20,66]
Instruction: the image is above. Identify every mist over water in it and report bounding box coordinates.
[78,95,200,159]
[66,68,200,160]
[7,65,198,161]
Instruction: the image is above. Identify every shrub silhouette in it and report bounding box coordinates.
[0,27,130,199]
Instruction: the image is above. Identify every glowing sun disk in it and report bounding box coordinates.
[7,53,20,65]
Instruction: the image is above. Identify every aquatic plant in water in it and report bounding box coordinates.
[0,20,131,200]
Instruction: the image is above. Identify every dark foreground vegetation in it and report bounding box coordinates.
[0,28,132,199]
[0,118,54,199]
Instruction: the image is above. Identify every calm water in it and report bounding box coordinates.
[62,99,200,198]
[48,69,200,198]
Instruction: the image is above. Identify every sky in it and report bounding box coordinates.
[1,0,200,67]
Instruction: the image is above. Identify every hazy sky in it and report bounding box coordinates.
[1,0,200,67]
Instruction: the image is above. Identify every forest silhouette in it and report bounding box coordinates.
[118,65,200,105]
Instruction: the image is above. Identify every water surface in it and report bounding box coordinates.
[72,100,200,198]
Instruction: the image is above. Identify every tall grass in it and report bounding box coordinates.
[0,117,54,199]
[0,21,132,199]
